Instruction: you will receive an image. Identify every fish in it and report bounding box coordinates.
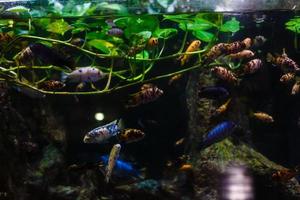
[127,84,163,108]
[64,67,107,83]
[211,67,238,83]
[100,155,140,177]
[272,168,298,182]
[213,98,232,116]
[198,86,229,99]
[243,59,262,74]
[83,119,124,144]
[147,37,159,48]
[253,35,267,47]
[267,49,300,73]
[174,138,185,146]
[291,81,300,95]
[252,112,274,123]
[168,74,183,85]
[198,121,236,149]
[105,144,122,183]
[180,40,201,66]
[107,28,123,37]
[179,164,193,171]
[206,38,251,60]
[280,73,295,84]
[228,50,255,59]
[117,128,145,144]
[38,80,65,91]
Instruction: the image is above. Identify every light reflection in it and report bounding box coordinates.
[95,112,105,121]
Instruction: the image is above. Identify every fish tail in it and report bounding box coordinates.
[116,118,125,132]
[61,72,69,83]
[266,53,274,63]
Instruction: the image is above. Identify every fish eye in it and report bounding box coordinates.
[78,69,82,73]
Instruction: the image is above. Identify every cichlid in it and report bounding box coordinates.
[243,59,262,75]
[100,155,140,177]
[229,50,255,59]
[280,73,295,84]
[83,119,124,144]
[38,80,65,91]
[105,144,122,183]
[117,128,145,144]
[198,121,236,150]
[291,81,300,95]
[64,67,107,83]
[213,98,232,116]
[267,49,300,73]
[272,167,299,182]
[107,28,123,37]
[179,40,201,66]
[252,112,274,123]
[211,67,238,83]
[198,86,229,100]
[127,84,163,108]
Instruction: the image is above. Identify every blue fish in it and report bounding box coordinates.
[198,121,236,149]
[101,155,140,177]
[83,119,124,144]
[199,86,229,99]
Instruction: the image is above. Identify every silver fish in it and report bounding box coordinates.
[105,144,121,183]
[83,119,124,144]
[65,67,106,83]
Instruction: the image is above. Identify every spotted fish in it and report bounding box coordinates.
[105,144,122,183]
[64,67,107,83]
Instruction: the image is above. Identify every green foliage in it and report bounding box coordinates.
[47,19,72,35]
[88,39,115,54]
[286,16,300,33]
[220,17,240,33]
[154,28,177,39]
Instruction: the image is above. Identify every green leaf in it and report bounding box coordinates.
[33,18,51,29]
[163,14,192,23]
[86,32,105,40]
[136,31,152,40]
[196,13,222,26]
[124,16,159,39]
[136,50,149,59]
[88,39,114,54]
[5,6,29,13]
[220,17,240,33]
[192,30,214,42]
[47,19,72,35]
[154,28,177,39]
[72,3,91,16]
[114,17,129,28]
[96,2,128,14]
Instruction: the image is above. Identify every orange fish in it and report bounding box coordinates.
[117,128,145,143]
[272,169,297,182]
[174,138,185,146]
[179,164,193,171]
[280,73,295,84]
[211,67,238,83]
[168,74,183,85]
[213,98,232,116]
[147,37,159,48]
[229,50,255,59]
[291,81,300,95]
[253,112,274,123]
[180,40,201,66]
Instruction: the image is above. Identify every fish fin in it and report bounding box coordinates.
[61,72,69,83]
[116,118,125,132]
[266,53,274,63]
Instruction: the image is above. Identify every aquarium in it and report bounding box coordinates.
[1,0,300,200]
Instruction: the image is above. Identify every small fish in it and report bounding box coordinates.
[127,84,163,108]
[253,112,274,123]
[253,35,267,47]
[267,50,300,73]
[198,121,236,149]
[229,50,255,59]
[280,73,295,84]
[179,164,193,171]
[107,28,123,37]
[100,155,140,177]
[38,80,65,91]
[213,98,232,116]
[272,168,298,182]
[117,128,145,144]
[83,119,124,144]
[168,74,183,85]
[174,138,185,146]
[243,59,262,74]
[198,86,229,99]
[180,40,201,66]
[65,67,106,83]
[291,81,300,95]
[147,37,159,48]
[105,144,122,183]
[211,67,238,83]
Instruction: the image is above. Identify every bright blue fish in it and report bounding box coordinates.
[198,121,236,149]
[101,155,140,177]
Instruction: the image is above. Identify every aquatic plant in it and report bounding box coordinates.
[0,1,241,96]
[285,16,300,51]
